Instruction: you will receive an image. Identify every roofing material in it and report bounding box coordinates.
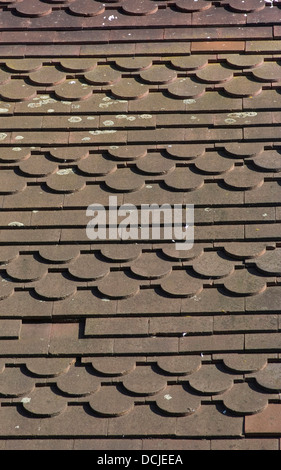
[0,0,281,450]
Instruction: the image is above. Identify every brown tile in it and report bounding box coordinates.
[211,438,278,450]
[214,314,278,333]
[0,322,52,355]
[84,317,149,337]
[245,332,281,351]
[52,290,117,318]
[188,364,235,394]
[216,353,270,373]
[228,0,265,13]
[74,439,142,450]
[0,292,53,321]
[176,404,243,437]
[5,440,75,450]
[142,439,210,450]
[113,337,179,355]
[223,382,270,415]
[49,322,114,355]
[245,404,281,435]
[179,334,244,353]
[191,41,245,52]
[108,405,177,436]
[0,319,21,339]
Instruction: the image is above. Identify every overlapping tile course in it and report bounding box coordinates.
[0,0,281,450]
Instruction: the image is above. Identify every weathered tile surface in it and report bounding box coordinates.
[0,0,281,450]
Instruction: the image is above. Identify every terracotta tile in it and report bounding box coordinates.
[246,40,281,52]
[255,363,281,391]
[245,223,281,239]
[14,0,53,18]
[73,439,142,450]
[6,255,47,282]
[176,0,212,12]
[108,405,176,436]
[0,322,52,354]
[227,0,265,13]
[142,439,210,450]
[109,28,163,42]
[0,80,36,102]
[246,7,281,24]
[223,382,271,415]
[35,406,109,437]
[51,289,117,318]
[196,63,234,83]
[6,440,75,450]
[68,0,105,17]
[150,316,212,335]
[25,358,74,377]
[245,404,281,434]
[155,384,201,416]
[49,322,114,355]
[214,314,278,333]
[189,363,235,394]
[175,404,243,437]
[246,286,281,313]
[22,386,67,417]
[245,332,281,351]
[221,241,267,259]
[85,317,149,337]
[90,357,137,376]
[160,270,203,298]
[211,438,278,450]
[84,66,121,85]
[167,77,206,99]
[68,253,109,281]
[89,386,135,417]
[135,41,191,55]
[111,78,149,100]
[225,54,264,68]
[19,155,58,177]
[216,353,270,373]
[113,336,179,355]
[54,79,93,101]
[191,41,245,52]
[179,334,245,354]
[0,319,21,339]
[34,272,77,300]
[121,0,159,16]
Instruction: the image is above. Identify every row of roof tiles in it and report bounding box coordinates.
[1,360,281,417]
[0,0,280,21]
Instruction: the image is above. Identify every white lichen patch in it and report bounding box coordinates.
[89,129,117,135]
[21,397,31,403]
[116,115,136,121]
[56,168,75,175]
[8,222,25,227]
[164,394,172,400]
[183,99,196,104]
[68,116,82,123]
[28,97,56,108]
[225,112,258,124]
[139,114,153,119]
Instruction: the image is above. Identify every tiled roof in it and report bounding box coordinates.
[0,0,281,451]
